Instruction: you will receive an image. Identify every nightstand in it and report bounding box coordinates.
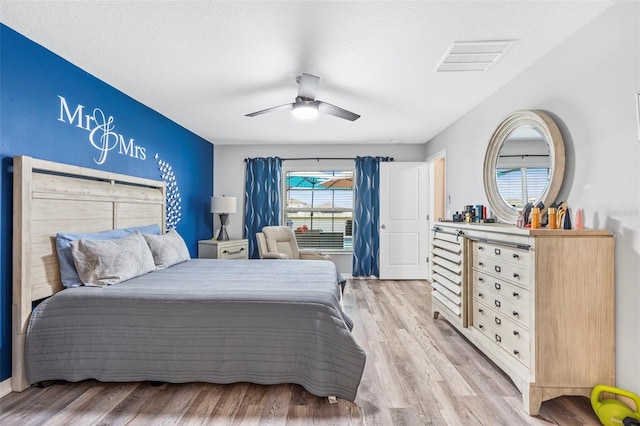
[198,239,249,259]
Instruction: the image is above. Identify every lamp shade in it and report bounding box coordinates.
[211,196,237,214]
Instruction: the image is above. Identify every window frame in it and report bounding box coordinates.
[282,161,354,252]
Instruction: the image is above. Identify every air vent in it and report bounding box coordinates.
[435,40,517,72]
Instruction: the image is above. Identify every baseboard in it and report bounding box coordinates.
[0,377,12,398]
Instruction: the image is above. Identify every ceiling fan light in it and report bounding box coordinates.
[292,104,318,120]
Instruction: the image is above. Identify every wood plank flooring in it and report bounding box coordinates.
[1,279,600,425]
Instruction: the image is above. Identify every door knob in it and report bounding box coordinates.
[381,224,386,229]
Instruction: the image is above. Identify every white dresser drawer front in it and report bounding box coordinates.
[198,239,249,260]
[219,243,248,259]
[473,271,530,328]
[472,241,530,268]
[473,301,530,367]
[473,255,529,287]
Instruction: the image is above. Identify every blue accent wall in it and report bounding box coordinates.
[0,24,214,382]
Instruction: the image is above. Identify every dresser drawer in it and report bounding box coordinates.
[473,300,530,367]
[473,255,529,287]
[472,241,530,269]
[473,270,530,328]
[218,242,248,259]
[198,239,249,259]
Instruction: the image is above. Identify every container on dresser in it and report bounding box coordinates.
[430,222,615,416]
[198,239,249,260]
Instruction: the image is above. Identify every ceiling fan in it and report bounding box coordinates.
[245,73,360,121]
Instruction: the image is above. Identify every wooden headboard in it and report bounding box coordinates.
[12,156,165,391]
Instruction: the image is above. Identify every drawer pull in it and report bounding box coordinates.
[512,291,519,298]
[494,317,501,325]
[495,248,501,255]
[479,324,484,330]
[494,300,501,308]
[513,253,520,260]
[495,334,502,343]
[478,245,485,251]
[478,308,484,314]
[478,292,484,299]
[494,265,501,273]
[513,330,520,337]
[513,272,520,280]
[479,262,484,267]
[494,282,501,290]
[512,311,519,318]
[513,349,520,355]
[478,277,484,283]
[223,247,246,255]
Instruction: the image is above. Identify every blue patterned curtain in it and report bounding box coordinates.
[243,157,283,259]
[352,156,381,277]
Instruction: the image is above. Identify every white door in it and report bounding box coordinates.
[379,162,428,279]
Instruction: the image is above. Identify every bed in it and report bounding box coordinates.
[12,156,365,401]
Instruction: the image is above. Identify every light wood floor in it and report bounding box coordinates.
[1,279,600,425]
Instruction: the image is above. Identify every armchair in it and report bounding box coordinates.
[256,226,332,261]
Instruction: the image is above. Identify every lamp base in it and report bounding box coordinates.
[218,226,230,241]
[217,213,230,241]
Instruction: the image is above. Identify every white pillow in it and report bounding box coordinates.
[70,232,156,286]
[142,229,190,269]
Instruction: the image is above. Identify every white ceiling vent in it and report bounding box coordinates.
[435,40,517,72]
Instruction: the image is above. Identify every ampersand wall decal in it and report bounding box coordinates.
[89,108,118,165]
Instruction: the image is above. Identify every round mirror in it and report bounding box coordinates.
[483,110,565,224]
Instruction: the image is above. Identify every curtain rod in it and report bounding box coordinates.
[243,156,394,162]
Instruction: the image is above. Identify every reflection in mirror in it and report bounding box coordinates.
[496,126,551,209]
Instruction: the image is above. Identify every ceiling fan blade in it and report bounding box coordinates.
[297,73,320,100]
[317,101,361,121]
[245,103,293,117]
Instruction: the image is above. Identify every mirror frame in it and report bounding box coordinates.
[483,110,565,224]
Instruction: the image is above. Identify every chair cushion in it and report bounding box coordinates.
[262,226,300,259]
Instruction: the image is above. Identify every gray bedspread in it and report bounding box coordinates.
[25,259,366,401]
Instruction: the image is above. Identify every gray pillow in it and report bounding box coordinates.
[70,232,156,287]
[56,224,161,288]
[142,229,190,269]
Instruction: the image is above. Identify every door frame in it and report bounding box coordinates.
[426,149,447,281]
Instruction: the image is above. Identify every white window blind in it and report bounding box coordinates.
[285,170,353,250]
[496,167,550,208]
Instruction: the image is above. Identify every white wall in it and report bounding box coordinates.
[213,143,426,274]
[424,2,639,393]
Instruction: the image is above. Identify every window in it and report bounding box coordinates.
[496,167,550,208]
[284,170,353,251]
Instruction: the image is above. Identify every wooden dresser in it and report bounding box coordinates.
[431,222,615,415]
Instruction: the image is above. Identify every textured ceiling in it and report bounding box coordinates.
[1,1,614,145]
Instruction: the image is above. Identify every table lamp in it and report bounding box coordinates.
[211,195,237,241]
